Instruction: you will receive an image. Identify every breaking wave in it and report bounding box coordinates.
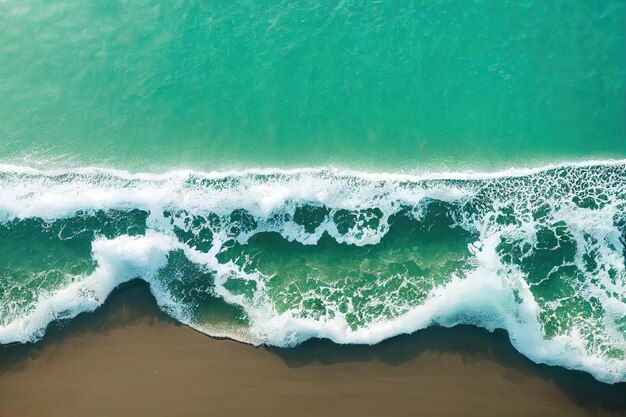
[0,160,624,383]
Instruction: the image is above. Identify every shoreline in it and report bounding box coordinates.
[1,280,624,417]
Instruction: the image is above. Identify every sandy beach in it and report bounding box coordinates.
[0,281,624,417]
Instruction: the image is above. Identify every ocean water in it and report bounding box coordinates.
[0,0,625,383]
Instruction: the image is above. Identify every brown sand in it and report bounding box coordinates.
[0,281,625,417]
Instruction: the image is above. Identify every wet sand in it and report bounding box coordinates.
[0,281,625,417]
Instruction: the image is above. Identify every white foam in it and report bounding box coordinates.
[0,232,180,344]
[0,160,624,384]
[232,225,626,383]
[0,163,474,249]
[1,157,625,181]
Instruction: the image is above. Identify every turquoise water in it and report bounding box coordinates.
[0,0,625,170]
[0,0,625,384]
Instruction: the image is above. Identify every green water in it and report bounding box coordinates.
[0,0,625,170]
[0,0,625,384]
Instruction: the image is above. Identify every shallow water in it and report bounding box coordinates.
[0,162,624,383]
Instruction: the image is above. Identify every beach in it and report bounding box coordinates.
[1,2,625,414]
[1,281,624,417]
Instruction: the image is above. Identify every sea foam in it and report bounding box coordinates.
[0,161,624,383]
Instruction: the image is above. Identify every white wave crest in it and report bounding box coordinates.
[0,161,624,384]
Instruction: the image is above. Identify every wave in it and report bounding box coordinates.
[0,160,624,383]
